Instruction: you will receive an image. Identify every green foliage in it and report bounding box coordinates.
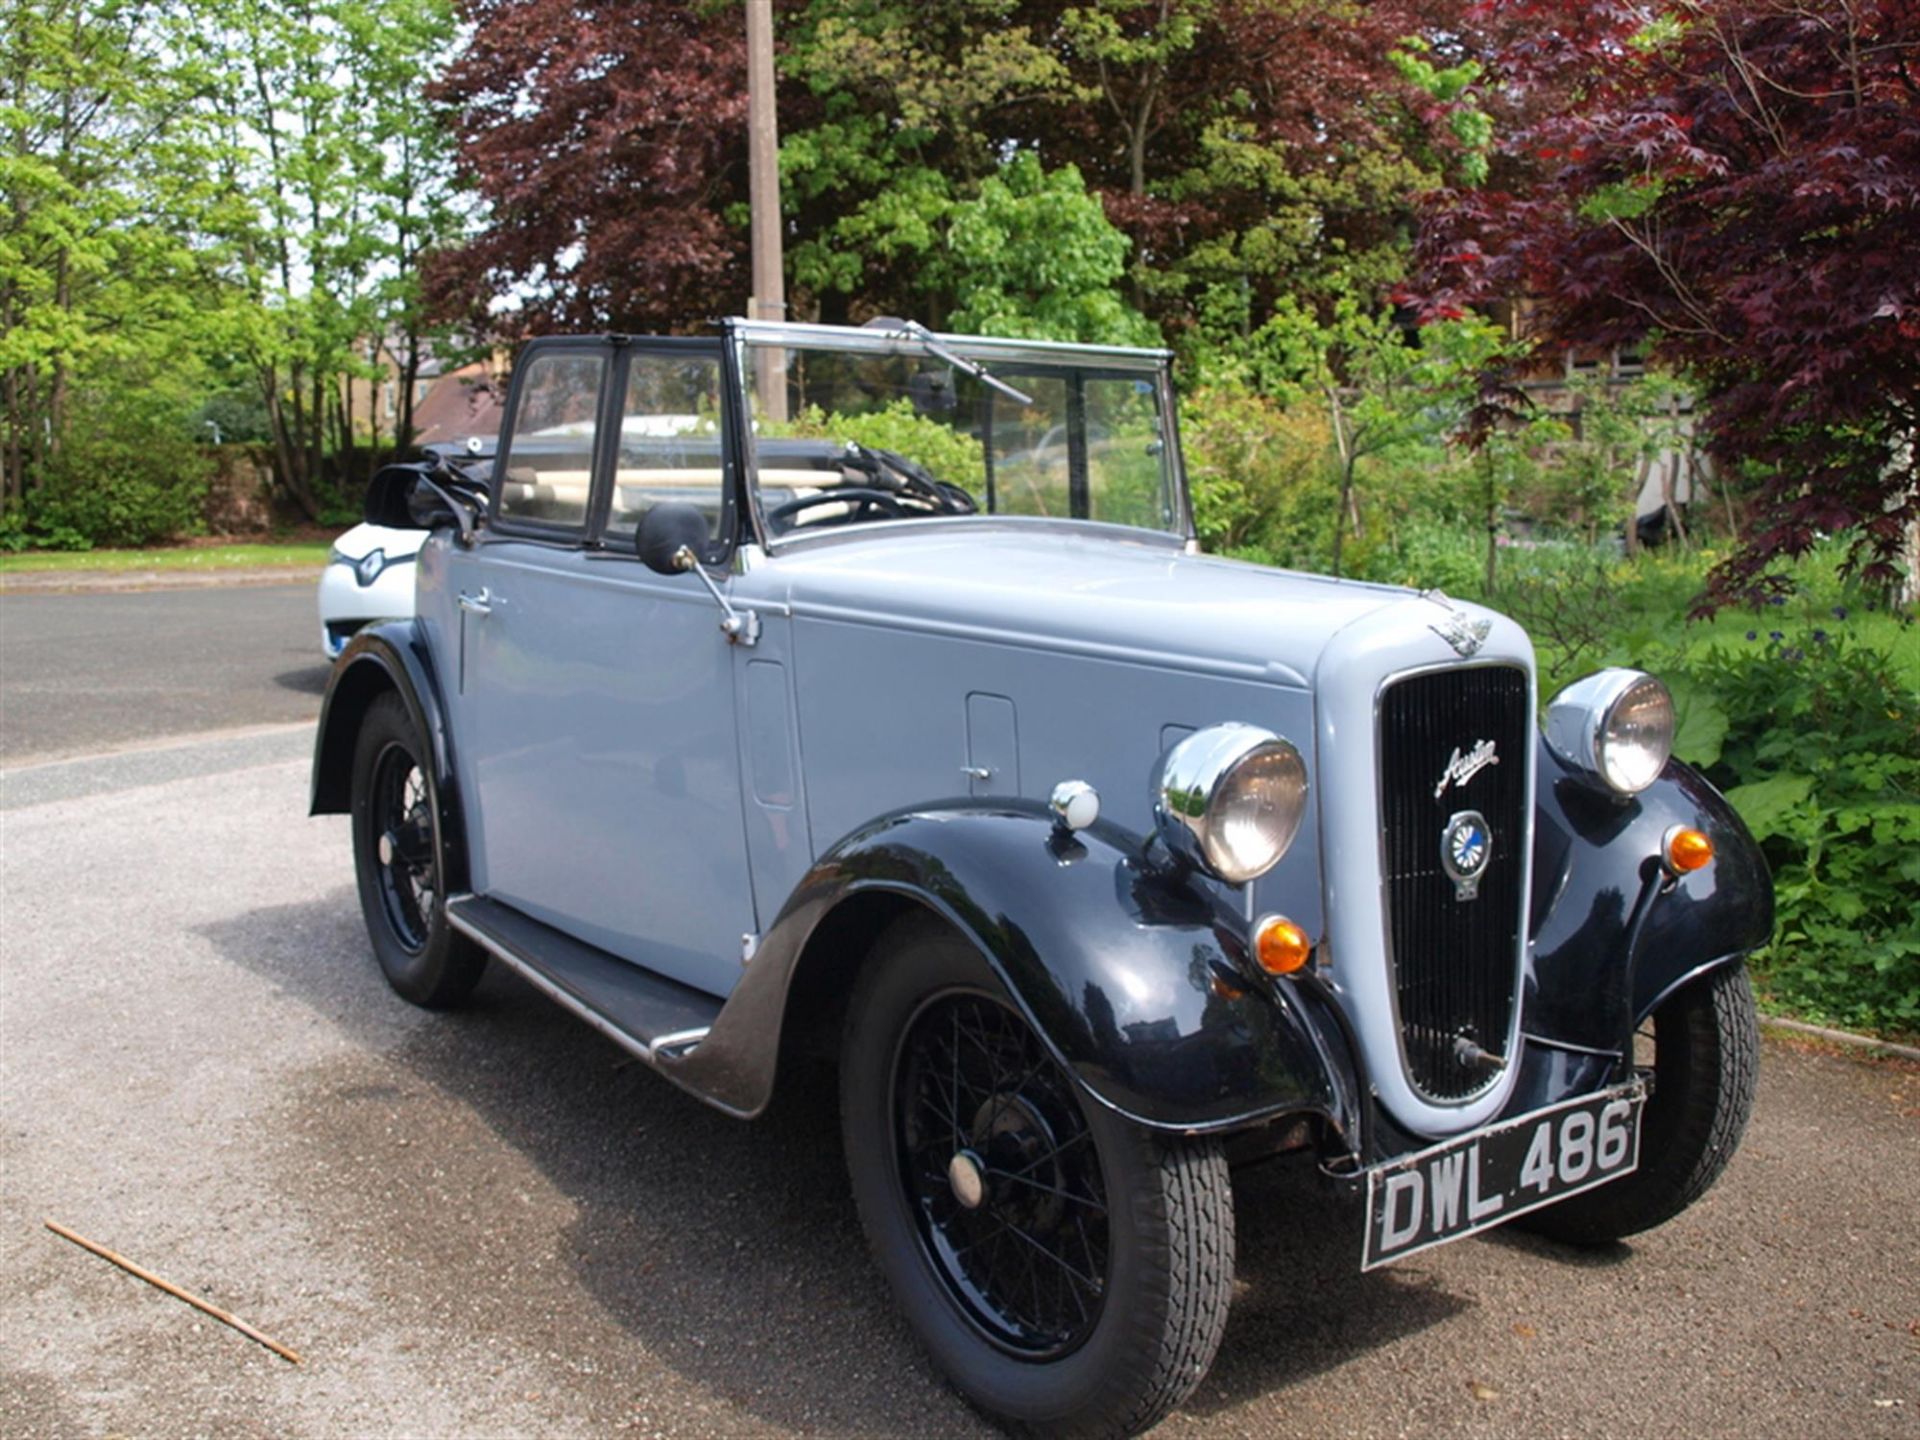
[773,400,987,490]
[1186,296,1524,576]
[32,389,213,547]
[195,388,274,446]
[2,0,465,532]
[1349,516,1488,594]
[785,109,1154,344]
[1664,618,1920,1034]
[780,1,1081,322]
[943,156,1158,345]
[1389,38,1492,185]
[1181,386,1336,557]
[0,509,91,554]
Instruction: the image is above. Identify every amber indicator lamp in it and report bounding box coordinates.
[1662,825,1714,876]
[1254,914,1313,975]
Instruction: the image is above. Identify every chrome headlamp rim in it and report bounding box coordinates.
[1544,667,1675,796]
[1151,721,1308,885]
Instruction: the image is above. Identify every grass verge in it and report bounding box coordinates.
[0,540,332,574]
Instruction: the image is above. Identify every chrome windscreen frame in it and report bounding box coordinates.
[724,319,1194,553]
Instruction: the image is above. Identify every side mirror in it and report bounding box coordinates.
[364,462,479,544]
[634,502,758,646]
[636,501,710,576]
[365,464,430,528]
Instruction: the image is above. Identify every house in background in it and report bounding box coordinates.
[1488,298,1718,547]
[342,339,509,453]
[409,360,506,447]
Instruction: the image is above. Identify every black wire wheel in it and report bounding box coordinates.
[897,991,1111,1358]
[350,691,485,1008]
[842,913,1233,1437]
[1520,963,1759,1244]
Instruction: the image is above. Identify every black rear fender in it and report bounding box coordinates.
[309,622,469,890]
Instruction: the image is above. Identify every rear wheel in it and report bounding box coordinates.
[1522,963,1758,1244]
[350,691,485,1008]
[841,914,1233,1437]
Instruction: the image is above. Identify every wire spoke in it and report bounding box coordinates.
[1003,1126,1093,1179]
[996,1216,1104,1296]
[986,1166,1108,1214]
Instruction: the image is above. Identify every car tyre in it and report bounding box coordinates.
[350,691,485,1008]
[1521,963,1759,1244]
[841,912,1233,1437]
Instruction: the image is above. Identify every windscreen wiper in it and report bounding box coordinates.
[893,320,1033,407]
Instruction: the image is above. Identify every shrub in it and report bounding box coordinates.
[1182,386,1336,564]
[34,390,213,548]
[1349,516,1485,597]
[1665,612,1920,1035]
[773,400,987,491]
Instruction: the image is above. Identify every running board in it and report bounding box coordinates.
[446,895,722,1065]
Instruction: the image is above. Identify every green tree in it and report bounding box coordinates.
[1209,297,1509,575]
[0,0,221,520]
[779,0,1081,326]
[1033,0,1475,335]
[199,0,463,515]
[2,0,466,537]
[939,154,1156,344]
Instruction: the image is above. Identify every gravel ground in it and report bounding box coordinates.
[1,734,1914,1438]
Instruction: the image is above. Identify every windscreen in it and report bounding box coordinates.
[741,337,1182,541]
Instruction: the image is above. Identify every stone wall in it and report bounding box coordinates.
[201,445,277,535]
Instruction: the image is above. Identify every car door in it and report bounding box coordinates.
[447,339,756,998]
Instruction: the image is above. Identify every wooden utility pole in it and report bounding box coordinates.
[746,0,787,419]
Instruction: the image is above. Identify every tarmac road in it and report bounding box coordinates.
[0,583,329,765]
[0,728,1915,1439]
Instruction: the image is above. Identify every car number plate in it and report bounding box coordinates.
[1362,1082,1645,1270]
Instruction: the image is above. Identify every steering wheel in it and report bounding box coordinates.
[766,487,906,530]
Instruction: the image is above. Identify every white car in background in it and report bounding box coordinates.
[319,439,493,659]
[318,522,430,658]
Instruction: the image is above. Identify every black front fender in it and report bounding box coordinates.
[309,621,469,891]
[669,803,1363,1142]
[1526,740,1773,1052]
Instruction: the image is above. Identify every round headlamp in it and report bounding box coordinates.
[1544,668,1675,796]
[1152,722,1308,884]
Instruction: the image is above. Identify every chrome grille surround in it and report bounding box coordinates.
[1376,662,1532,1102]
[1308,595,1536,1139]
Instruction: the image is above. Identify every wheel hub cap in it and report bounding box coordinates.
[948,1150,987,1210]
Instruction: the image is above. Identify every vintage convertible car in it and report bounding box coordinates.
[311,320,1770,1436]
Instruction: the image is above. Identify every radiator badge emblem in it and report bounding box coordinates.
[1423,593,1493,657]
[1441,810,1492,900]
[1433,739,1499,800]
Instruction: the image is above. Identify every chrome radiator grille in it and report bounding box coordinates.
[1378,665,1530,1100]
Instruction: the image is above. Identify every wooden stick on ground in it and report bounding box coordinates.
[44,1219,304,1365]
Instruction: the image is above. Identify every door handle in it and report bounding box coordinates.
[458,588,499,617]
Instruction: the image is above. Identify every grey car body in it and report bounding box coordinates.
[312,320,1771,1435]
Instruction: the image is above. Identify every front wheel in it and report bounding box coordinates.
[349,691,485,1008]
[841,914,1234,1437]
[1522,963,1759,1244]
